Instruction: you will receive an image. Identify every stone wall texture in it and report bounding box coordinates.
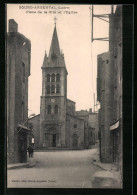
[7,19,31,163]
[97,5,122,165]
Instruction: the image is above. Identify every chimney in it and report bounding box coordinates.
[9,19,18,32]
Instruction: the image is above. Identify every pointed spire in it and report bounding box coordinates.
[42,50,48,67]
[42,19,67,69]
[48,22,60,60]
[54,16,57,27]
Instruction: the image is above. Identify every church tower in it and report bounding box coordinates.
[40,22,68,148]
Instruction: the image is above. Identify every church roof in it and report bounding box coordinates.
[66,113,84,121]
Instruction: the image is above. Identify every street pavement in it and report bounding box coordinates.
[7,148,102,188]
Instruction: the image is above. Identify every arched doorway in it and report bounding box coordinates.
[52,134,56,147]
[48,133,56,147]
[47,127,58,147]
[73,134,78,147]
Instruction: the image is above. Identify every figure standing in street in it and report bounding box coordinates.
[31,145,34,158]
[27,145,33,158]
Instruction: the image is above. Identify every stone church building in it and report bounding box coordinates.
[29,25,96,149]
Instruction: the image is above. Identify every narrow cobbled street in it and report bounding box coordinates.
[8,148,101,188]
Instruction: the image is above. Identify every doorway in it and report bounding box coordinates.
[113,129,119,162]
[18,133,27,163]
[52,134,56,147]
[73,134,78,147]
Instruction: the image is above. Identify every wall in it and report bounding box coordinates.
[88,113,99,140]
[97,6,122,165]
[88,127,96,146]
[75,110,89,148]
[40,96,66,147]
[97,52,113,163]
[66,99,75,115]
[110,6,122,166]
[7,19,31,163]
[66,114,84,149]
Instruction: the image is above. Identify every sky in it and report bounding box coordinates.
[7,4,116,116]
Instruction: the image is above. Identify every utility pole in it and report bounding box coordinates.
[94,93,95,112]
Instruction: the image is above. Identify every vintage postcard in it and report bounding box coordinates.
[6,4,123,188]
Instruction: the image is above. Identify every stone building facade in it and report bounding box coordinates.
[97,5,122,166]
[88,111,99,141]
[7,19,31,163]
[76,109,98,148]
[30,108,98,149]
[97,52,114,162]
[110,5,122,167]
[29,25,90,149]
[40,25,68,148]
[66,114,85,149]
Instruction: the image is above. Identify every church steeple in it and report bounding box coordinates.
[40,18,68,148]
[42,19,67,69]
[48,25,60,60]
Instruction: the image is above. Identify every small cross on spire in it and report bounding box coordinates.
[54,16,57,26]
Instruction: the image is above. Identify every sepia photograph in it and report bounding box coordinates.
[6,4,123,188]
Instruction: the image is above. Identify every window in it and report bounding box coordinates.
[55,105,58,114]
[47,74,50,82]
[56,84,60,93]
[47,105,51,114]
[74,124,77,128]
[51,74,55,82]
[51,85,55,93]
[47,85,50,94]
[56,73,60,82]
